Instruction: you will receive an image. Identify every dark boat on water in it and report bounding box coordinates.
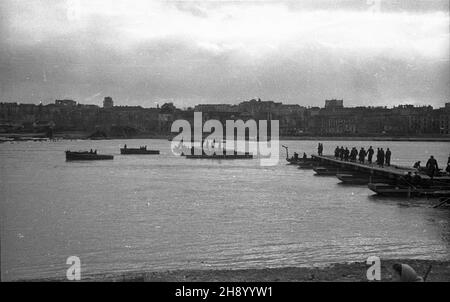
[282,145,317,166]
[176,142,251,159]
[186,152,253,160]
[174,139,224,157]
[336,173,397,185]
[65,151,114,161]
[313,167,352,176]
[120,146,159,155]
[287,157,316,165]
[368,183,450,197]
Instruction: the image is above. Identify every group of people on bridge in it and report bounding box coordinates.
[317,143,449,178]
[333,145,391,167]
[414,154,450,178]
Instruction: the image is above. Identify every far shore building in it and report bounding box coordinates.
[437,102,450,135]
[103,97,114,108]
[55,99,77,107]
[324,99,344,110]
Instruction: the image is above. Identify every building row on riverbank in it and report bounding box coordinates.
[1,98,449,138]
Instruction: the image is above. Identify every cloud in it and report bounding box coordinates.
[0,0,448,107]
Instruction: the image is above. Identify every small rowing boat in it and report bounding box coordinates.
[282,145,317,165]
[313,167,350,176]
[287,157,316,165]
[336,173,397,185]
[65,151,114,161]
[368,183,450,197]
[185,153,253,160]
[120,146,159,155]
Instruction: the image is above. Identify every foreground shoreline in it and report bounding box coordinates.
[20,259,450,282]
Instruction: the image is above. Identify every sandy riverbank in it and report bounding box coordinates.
[21,259,450,282]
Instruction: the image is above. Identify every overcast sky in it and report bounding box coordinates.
[0,0,448,108]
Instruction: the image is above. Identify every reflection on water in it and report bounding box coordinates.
[0,139,449,280]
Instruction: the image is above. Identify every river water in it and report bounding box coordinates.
[1,139,449,280]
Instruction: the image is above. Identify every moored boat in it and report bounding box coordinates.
[368,183,450,197]
[120,146,159,155]
[65,151,114,161]
[313,167,349,176]
[336,173,368,184]
[287,157,316,165]
[282,145,317,165]
[336,173,397,185]
[185,153,253,160]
